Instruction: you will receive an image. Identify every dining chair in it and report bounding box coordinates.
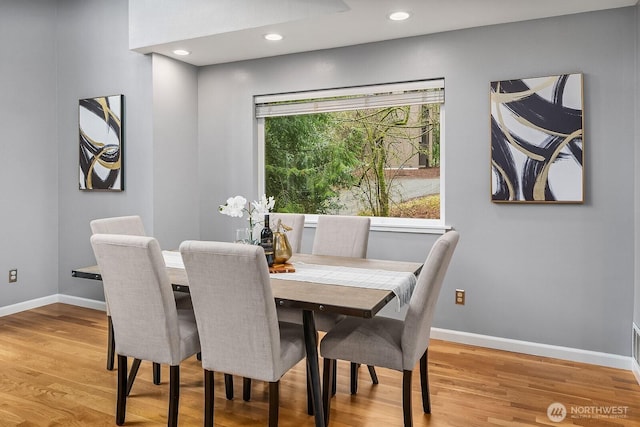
[179,240,307,427]
[90,234,201,427]
[320,230,460,427]
[269,213,305,253]
[90,215,192,383]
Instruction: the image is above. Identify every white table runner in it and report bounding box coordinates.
[272,262,417,310]
[162,251,417,310]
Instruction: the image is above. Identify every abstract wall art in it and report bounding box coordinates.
[490,74,583,203]
[79,94,124,191]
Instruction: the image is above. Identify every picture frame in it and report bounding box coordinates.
[490,74,583,203]
[79,94,124,191]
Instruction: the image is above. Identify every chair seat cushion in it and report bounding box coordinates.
[177,307,201,361]
[277,322,307,379]
[320,316,404,372]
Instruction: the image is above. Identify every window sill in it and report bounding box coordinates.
[304,215,451,234]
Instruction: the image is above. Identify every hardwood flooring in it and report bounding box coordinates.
[0,303,638,426]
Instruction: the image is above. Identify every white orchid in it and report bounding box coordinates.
[219,195,247,218]
[219,194,275,243]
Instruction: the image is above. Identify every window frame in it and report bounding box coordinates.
[256,80,449,234]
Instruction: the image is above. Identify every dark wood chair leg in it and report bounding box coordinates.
[367,365,379,384]
[126,358,142,396]
[153,362,161,385]
[332,360,337,396]
[420,350,431,414]
[116,355,127,426]
[402,370,413,427]
[204,370,215,427]
[243,377,252,401]
[224,374,234,400]
[268,381,279,427]
[197,352,202,361]
[350,362,358,394]
[168,365,180,427]
[322,358,334,426]
[107,316,115,371]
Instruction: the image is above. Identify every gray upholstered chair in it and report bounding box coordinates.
[90,234,201,427]
[179,240,307,427]
[320,230,460,427]
[269,213,305,253]
[90,215,192,380]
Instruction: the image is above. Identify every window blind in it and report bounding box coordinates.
[255,79,444,118]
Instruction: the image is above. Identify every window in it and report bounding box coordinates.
[256,80,445,233]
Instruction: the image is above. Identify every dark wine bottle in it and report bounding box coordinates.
[261,214,275,267]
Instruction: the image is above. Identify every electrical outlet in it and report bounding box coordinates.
[455,289,465,305]
[9,269,17,283]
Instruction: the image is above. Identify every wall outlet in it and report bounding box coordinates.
[455,289,465,305]
[9,269,17,283]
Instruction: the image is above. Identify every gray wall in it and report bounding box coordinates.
[151,54,200,250]
[56,0,154,300]
[198,8,636,356]
[0,0,59,305]
[635,5,640,330]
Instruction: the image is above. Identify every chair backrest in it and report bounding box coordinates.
[401,230,459,369]
[179,240,284,382]
[90,215,146,236]
[312,215,370,258]
[90,234,183,365]
[270,213,305,253]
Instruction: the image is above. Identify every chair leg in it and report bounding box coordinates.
[350,362,358,394]
[420,350,431,414]
[197,352,202,361]
[168,365,180,427]
[225,374,234,400]
[106,316,115,371]
[268,381,279,427]
[204,370,215,427]
[367,365,379,384]
[402,370,413,427]
[322,358,334,427]
[126,358,142,396]
[116,355,127,426]
[332,360,337,396]
[153,362,161,385]
[243,377,252,401]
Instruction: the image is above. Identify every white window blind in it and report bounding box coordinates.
[255,79,444,118]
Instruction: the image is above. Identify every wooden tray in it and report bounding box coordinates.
[269,263,296,273]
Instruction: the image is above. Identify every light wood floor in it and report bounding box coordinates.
[0,303,639,426]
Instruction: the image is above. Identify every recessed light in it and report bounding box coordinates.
[264,33,283,41]
[389,11,410,21]
[173,49,191,56]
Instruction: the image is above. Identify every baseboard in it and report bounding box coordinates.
[0,294,105,317]
[0,295,633,372]
[431,327,632,371]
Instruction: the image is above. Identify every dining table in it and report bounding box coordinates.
[72,252,423,427]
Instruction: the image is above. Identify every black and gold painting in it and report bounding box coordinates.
[490,74,583,203]
[79,94,123,191]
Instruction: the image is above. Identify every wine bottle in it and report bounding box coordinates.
[261,214,275,267]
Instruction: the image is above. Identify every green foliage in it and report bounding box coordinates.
[265,114,359,214]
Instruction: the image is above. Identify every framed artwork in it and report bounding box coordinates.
[490,74,583,203]
[79,94,124,191]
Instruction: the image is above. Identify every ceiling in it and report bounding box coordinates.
[134,0,638,67]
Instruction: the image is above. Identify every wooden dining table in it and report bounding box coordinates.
[72,252,422,427]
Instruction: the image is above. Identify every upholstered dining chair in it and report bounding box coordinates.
[320,230,460,427]
[179,240,307,427]
[269,213,305,253]
[90,215,192,383]
[90,234,201,427]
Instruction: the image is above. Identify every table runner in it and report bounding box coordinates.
[273,262,417,310]
[162,251,417,310]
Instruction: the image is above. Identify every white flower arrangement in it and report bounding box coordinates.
[219,194,275,243]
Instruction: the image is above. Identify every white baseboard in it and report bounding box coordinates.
[0,294,105,317]
[431,327,632,371]
[0,295,633,372]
